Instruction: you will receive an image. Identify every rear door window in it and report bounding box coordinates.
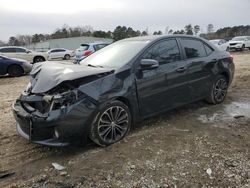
[181,38,207,59]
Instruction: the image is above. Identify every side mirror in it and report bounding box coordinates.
[26,50,31,54]
[140,59,159,70]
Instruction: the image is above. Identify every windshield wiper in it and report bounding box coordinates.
[87,64,104,68]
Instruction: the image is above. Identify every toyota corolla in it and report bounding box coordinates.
[12,35,235,147]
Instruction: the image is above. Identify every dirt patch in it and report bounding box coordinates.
[0,51,250,187]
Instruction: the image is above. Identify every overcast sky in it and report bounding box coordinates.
[0,0,249,41]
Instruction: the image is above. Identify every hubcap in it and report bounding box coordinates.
[98,106,129,143]
[214,78,228,102]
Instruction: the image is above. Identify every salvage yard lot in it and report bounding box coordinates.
[1,52,250,187]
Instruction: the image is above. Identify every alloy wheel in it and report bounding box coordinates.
[214,78,228,102]
[97,106,129,143]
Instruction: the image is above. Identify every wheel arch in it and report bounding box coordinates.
[220,71,230,83]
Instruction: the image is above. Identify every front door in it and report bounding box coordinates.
[135,38,190,117]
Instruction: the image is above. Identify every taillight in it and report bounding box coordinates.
[83,51,92,56]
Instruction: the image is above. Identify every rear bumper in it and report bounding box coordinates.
[12,96,96,146]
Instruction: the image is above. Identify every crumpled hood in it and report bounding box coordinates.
[30,61,114,93]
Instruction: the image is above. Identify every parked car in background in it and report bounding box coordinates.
[0,55,32,76]
[0,46,47,63]
[74,42,109,63]
[47,48,74,60]
[229,36,250,51]
[209,39,229,51]
[13,35,234,147]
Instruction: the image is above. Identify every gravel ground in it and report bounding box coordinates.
[0,51,250,188]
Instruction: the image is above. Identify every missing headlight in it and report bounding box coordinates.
[45,90,86,111]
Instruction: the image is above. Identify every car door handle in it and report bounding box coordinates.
[175,67,187,73]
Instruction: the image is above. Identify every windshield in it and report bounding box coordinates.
[80,40,149,68]
[232,37,246,41]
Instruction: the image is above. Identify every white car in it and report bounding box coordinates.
[209,39,229,51]
[47,48,73,60]
[0,46,47,63]
[229,36,250,51]
[74,43,109,63]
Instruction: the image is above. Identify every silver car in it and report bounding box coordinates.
[74,43,109,63]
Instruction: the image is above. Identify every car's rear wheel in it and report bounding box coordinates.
[64,54,70,60]
[8,65,24,77]
[33,56,45,63]
[206,75,228,104]
[89,100,131,146]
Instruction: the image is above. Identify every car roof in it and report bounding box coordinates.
[0,46,27,49]
[121,34,209,43]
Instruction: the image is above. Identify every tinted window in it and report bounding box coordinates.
[181,38,207,59]
[15,48,26,53]
[143,39,181,65]
[0,48,16,53]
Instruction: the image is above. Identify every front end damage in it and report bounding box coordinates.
[13,89,96,146]
[12,62,115,146]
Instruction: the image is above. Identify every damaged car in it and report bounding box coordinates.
[12,35,235,147]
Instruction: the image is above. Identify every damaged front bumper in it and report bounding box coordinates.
[12,91,97,146]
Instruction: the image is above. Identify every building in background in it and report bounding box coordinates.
[25,36,113,52]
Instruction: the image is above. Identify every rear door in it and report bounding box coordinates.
[179,37,214,100]
[135,38,190,117]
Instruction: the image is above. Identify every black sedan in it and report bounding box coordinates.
[12,35,235,147]
[0,55,32,76]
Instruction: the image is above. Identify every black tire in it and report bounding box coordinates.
[206,75,228,104]
[89,100,131,147]
[33,56,45,63]
[8,65,24,77]
[64,54,70,60]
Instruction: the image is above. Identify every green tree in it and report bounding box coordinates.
[184,24,193,35]
[8,36,20,46]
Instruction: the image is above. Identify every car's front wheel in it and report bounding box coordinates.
[89,100,131,146]
[206,75,228,104]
